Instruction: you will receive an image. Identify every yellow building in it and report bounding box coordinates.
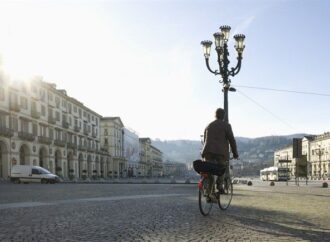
[100,117,127,178]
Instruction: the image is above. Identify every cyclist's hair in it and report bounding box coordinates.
[215,108,225,120]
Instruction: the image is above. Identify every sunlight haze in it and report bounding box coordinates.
[0,0,329,140]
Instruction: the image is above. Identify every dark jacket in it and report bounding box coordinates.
[201,119,238,160]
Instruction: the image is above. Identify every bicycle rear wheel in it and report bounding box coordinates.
[198,178,213,216]
[218,177,233,210]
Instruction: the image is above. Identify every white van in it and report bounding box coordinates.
[10,165,60,184]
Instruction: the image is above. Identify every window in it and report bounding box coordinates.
[41,105,46,117]
[32,123,38,136]
[49,128,54,139]
[104,129,108,135]
[83,111,86,118]
[68,103,72,113]
[40,125,47,137]
[63,131,67,142]
[73,106,77,113]
[92,116,94,121]
[10,92,18,105]
[0,87,5,101]
[21,119,29,133]
[55,96,60,108]
[79,109,82,118]
[20,96,28,110]
[87,113,90,122]
[69,116,72,125]
[0,114,6,128]
[11,117,18,131]
[95,118,98,125]
[62,99,66,108]
[32,168,40,175]
[40,89,45,102]
[56,111,60,121]
[104,138,108,145]
[55,129,61,140]
[48,92,53,101]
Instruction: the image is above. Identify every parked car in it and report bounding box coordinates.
[10,165,60,184]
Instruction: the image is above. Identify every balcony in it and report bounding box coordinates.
[0,127,14,138]
[9,102,20,112]
[67,142,77,149]
[62,121,69,129]
[38,136,52,145]
[48,116,56,124]
[31,109,41,119]
[74,125,81,132]
[18,131,35,141]
[78,145,86,151]
[54,139,66,147]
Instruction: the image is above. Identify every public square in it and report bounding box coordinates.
[0,181,329,242]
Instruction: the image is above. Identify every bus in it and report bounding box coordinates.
[260,166,290,181]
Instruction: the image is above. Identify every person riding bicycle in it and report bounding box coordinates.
[201,108,239,198]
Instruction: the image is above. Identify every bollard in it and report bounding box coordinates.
[270,181,275,186]
[247,181,253,186]
[322,182,328,188]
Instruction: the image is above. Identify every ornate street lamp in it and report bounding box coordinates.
[201,25,246,122]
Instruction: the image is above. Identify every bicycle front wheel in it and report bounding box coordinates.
[218,177,233,210]
[198,179,213,216]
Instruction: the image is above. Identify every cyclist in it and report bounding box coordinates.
[201,108,239,199]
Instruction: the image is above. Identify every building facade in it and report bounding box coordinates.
[150,145,163,177]
[100,117,127,178]
[123,127,140,177]
[0,77,112,180]
[274,133,330,180]
[139,138,163,177]
[163,162,187,177]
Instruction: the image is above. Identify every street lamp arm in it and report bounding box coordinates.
[229,55,242,76]
[205,58,219,75]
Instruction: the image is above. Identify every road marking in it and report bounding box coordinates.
[0,193,188,210]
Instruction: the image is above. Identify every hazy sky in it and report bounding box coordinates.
[0,0,329,140]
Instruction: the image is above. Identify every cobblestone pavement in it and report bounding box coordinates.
[0,183,329,241]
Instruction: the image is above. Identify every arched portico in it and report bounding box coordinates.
[19,144,30,165]
[0,141,9,178]
[39,146,48,169]
[67,151,74,178]
[87,155,92,178]
[55,150,62,176]
[78,153,84,178]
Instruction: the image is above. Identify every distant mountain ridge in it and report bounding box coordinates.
[152,134,308,164]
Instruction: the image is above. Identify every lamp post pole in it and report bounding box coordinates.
[201,25,246,123]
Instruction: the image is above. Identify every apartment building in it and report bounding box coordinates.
[139,138,163,177]
[100,117,127,178]
[0,77,111,179]
[150,145,163,177]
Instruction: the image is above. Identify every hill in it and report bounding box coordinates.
[152,134,307,164]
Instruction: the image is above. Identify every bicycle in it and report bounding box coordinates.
[196,161,233,216]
